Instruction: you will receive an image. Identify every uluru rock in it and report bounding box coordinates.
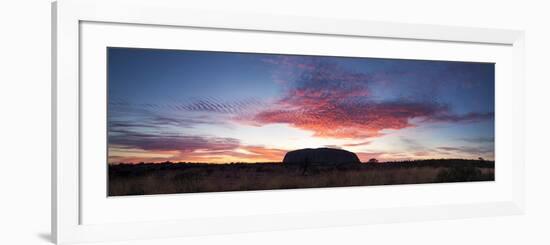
[283,148,360,167]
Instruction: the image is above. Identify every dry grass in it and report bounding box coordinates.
[108,160,494,196]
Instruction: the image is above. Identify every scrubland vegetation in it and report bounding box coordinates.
[108,159,494,196]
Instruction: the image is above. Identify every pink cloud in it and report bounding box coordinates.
[108,127,288,163]
[243,58,493,139]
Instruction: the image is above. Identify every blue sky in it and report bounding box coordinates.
[107,47,495,163]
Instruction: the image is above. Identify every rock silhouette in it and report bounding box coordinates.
[283,148,361,167]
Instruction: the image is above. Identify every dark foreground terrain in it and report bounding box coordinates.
[108,159,494,196]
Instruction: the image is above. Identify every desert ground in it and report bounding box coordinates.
[108,159,494,196]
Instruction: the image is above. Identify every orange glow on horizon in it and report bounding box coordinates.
[108,145,494,164]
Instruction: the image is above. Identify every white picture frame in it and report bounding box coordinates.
[52,0,525,244]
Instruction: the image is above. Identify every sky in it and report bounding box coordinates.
[107,47,495,164]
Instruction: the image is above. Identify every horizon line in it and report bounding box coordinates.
[108,157,495,165]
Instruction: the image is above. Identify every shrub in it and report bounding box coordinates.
[367,158,379,164]
[436,166,482,182]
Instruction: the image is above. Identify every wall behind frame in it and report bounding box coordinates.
[0,0,548,244]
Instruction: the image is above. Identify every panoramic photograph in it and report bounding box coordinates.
[107,47,495,196]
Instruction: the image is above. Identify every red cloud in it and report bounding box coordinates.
[253,101,445,138]
[244,58,493,139]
